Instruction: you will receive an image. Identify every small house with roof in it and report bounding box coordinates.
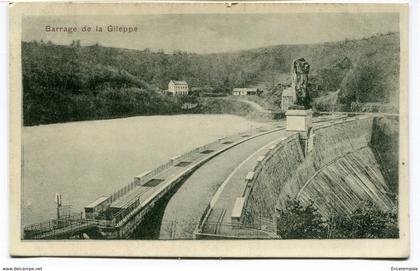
[168,80,189,96]
[281,87,296,111]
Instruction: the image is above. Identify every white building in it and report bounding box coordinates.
[168,80,189,96]
[232,88,258,96]
[281,87,296,111]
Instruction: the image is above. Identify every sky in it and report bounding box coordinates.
[22,13,399,54]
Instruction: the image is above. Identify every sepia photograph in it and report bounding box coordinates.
[8,2,409,258]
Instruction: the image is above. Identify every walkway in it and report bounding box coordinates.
[159,122,286,239]
[108,126,282,223]
[205,132,290,230]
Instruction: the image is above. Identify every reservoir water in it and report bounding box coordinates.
[22,114,268,227]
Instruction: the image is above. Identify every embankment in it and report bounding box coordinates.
[198,97,278,122]
[244,116,398,223]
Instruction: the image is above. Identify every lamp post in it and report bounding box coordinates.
[55,193,62,219]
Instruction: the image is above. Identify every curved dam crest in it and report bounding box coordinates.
[244,117,398,223]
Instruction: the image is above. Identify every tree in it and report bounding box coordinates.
[277,197,327,239]
[329,201,398,239]
[277,198,398,239]
[339,55,389,109]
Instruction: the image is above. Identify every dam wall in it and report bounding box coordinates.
[371,117,399,195]
[244,117,396,223]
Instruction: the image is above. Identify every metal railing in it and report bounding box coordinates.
[102,125,275,223]
[23,212,90,239]
[108,137,223,203]
[24,124,280,239]
[196,220,278,239]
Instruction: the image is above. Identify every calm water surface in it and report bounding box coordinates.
[22,114,268,226]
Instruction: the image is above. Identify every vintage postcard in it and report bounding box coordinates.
[9,2,409,257]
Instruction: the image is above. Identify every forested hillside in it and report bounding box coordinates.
[255,32,399,111]
[22,32,399,126]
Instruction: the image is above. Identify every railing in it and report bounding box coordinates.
[197,114,359,231]
[105,125,266,207]
[95,125,271,230]
[195,115,357,238]
[25,116,356,239]
[112,198,142,225]
[30,219,97,240]
[238,114,374,225]
[194,127,289,233]
[51,123,274,238]
[108,138,222,204]
[102,114,358,234]
[23,212,88,239]
[157,219,277,240]
[196,221,278,239]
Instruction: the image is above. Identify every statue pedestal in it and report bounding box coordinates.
[286,109,314,157]
[286,109,312,132]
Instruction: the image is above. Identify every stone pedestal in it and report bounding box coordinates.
[286,109,313,132]
[286,109,314,157]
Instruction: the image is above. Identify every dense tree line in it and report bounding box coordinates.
[277,197,398,239]
[22,41,265,125]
